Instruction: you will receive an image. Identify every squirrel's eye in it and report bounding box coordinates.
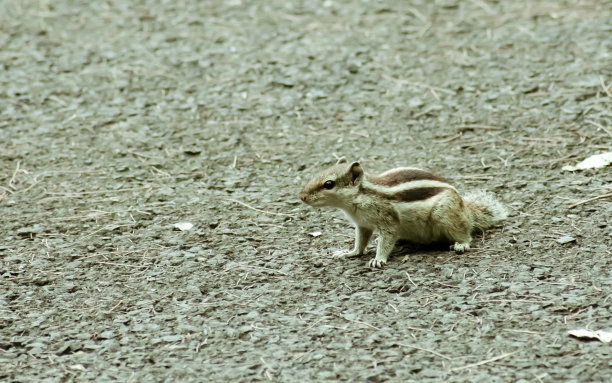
[323,180,335,189]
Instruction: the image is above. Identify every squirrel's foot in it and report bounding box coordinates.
[368,258,387,268]
[333,249,361,259]
[451,242,470,253]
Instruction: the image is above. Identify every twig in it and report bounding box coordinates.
[127,150,153,159]
[303,316,327,331]
[406,7,427,23]
[95,262,149,268]
[150,167,171,177]
[457,124,501,131]
[477,299,552,304]
[407,326,433,332]
[450,351,517,372]
[77,224,134,241]
[458,174,495,180]
[260,357,277,373]
[585,120,612,138]
[501,329,540,335]
[413,105,439,119]
[532,149,583,167]
[51,212,108,221]
[434,133,462,143]
[600,76,612,98]
[44,186,153,197]
[568,192,612,209]
[408,81,455,95]
[0,186,14,195]
[429,87,440,101]
[405,272,418,287]
[226,198,295,218]
[398,343,452,360]
[108,300,124,313]
[333,313,381,330]
[205,119,257,126]
[382,75,455,95]
[225,263,289,276]
[8,160,20,190]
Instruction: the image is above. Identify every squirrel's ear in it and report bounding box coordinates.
[348,162,363,184]
[336,157,348,164]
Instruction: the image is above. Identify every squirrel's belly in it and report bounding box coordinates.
[396,204,439,243]
[397,224,435,243]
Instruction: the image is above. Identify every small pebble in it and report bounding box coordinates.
[557,235,576,244]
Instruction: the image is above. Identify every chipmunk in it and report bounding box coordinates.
[298,161,507,268]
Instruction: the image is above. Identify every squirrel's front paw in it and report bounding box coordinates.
[333,249,361,259]
[451,242,470,253]
[368,258,386,268]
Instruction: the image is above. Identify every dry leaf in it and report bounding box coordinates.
[562,152,612,171]
[174,222,194,231]
[568,328,612,343]
[308,231,322,237]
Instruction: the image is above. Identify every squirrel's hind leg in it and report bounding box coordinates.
[431,191,473,253]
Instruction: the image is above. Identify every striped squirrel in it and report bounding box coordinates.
[299,161,507,268]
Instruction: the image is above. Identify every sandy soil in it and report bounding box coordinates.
[1,0,611,381]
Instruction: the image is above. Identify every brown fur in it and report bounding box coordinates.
[363,186,449,202]
[368,168,447,186]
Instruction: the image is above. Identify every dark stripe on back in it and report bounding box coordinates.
[368,169,447,186]
[364,186,448,202]
[393,187,448,202]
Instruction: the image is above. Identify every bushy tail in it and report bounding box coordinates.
[464,191,508,231]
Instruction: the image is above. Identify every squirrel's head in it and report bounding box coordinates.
[299,161,363,208]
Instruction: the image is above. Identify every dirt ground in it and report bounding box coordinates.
[1,0,611,381]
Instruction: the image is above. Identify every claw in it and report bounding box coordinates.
[333,250,360,259]
[451,242,470,253]
[368,258,386,268]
